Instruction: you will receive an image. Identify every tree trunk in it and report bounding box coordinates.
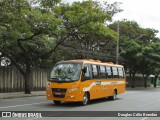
[129,71,132,88]
[0,57,1,67]
[131,74,135,88]
[131,72,136,88]
[23,65,32,94]
[0,54,2,67]
[142,74,147,88]
[24,73,31,94]
[154,75,158,88]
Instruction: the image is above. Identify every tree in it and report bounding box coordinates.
[142,40,160,87]
[0,0,117,94]
[109,20,159,88]
[0,0,63,94]
[136,28,159,87]
[53,1,117,60]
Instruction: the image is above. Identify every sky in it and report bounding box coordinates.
[62,0,160,37]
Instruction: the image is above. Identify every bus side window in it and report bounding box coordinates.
[106,66,112,78]
[92,65,99,79]
[112,67,119,78]
[82,64,91,81]
[99,65,106,79]
[118,67,124,78]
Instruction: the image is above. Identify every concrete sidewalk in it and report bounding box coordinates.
[0,91,46,99]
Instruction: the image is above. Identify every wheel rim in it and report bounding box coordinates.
[83,93,88,105]
[113,91,117,100]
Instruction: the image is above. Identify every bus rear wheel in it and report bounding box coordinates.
[110,90,117,100]
[81,92,89,106]
[53,100,61,105]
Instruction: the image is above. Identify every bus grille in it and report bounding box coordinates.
[52,88,67,98]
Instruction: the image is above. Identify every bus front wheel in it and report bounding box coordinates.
[81,92,90,106]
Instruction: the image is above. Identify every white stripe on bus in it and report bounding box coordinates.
[83,81,125,92]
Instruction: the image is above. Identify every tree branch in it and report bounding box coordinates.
[17,32,42,54]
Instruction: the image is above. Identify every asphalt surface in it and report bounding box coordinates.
[0,87,160,120]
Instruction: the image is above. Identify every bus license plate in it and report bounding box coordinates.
[55,92,62,95]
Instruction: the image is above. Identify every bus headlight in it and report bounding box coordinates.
[69,88,78,92]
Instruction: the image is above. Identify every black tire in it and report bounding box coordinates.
[81,92,89,106]
[110,90,117,100]
[53,100,61,105]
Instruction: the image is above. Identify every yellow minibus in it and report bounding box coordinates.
[46,59,126,105]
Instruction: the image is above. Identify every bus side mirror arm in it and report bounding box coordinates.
[82,67,87,81]
[82,67,87,73]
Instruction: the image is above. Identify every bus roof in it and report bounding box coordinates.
[58,59,123,67]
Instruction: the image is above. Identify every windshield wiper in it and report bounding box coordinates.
[49,77,76,83]
[49,77,59,81]
[49,77,66,83]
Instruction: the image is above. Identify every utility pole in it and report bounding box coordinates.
[106,2,123,64]
[116,21,120,64]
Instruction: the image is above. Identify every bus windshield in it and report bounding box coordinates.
[49,62,82,83]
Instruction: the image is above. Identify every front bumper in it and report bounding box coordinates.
[46,88,83,102]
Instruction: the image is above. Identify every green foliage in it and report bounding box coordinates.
[109,20,160,87]
[53,1,117,60]
[0,0,62,67]
[0,0,160,90]
[0,0,64,93]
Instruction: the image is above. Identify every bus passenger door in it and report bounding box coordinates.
[91,65,103,99]
[81,64,94,99]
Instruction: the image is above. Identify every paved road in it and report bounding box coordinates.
[0,87,160,120]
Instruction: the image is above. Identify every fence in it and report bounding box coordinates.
[126,75,160,87]
[126,76,151,87]
[0,66,49,93]
[0,67,159,93]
